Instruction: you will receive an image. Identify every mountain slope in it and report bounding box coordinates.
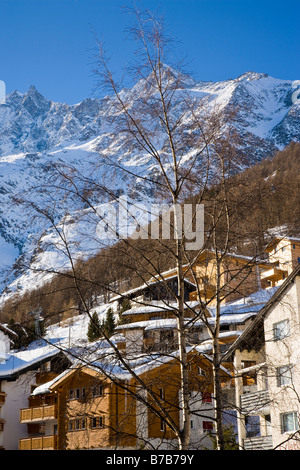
[0,70,299,302]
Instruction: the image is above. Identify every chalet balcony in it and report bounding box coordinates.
[143,339,178,353]
[260,267,287,283]
[19,435,57,450]
[20,404,57,423]
[240,390,270,415]
[244,435,273,450]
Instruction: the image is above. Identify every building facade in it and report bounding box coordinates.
[225,263,300,450]
[19,350,228,450]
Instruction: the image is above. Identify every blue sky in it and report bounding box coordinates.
[0,0,299,104]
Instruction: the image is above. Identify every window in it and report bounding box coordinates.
[198,367,206,377]
[160,330,174,343]
[273,319,290,341]
[220,324,230,332]
[160,418,166,432]
[92,385,103,397]
[241,360,256,368]
[203,421,213,433]
[276,365,293,386]
[281,412,299,433]
[245,415,261,437]
[202,392,212,403]
[91,416,104,429]
[68,418,86,431]
[69,388,85,400]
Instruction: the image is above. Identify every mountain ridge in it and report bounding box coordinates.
[0,70,299,304]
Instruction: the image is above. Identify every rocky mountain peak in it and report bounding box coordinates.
[0,70,298,302]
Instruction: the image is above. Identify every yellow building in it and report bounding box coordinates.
[188,250,269,305]
[112,249,270,310]
[261,236,300,287]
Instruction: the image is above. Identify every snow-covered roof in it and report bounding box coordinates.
[32,342,233,396]
[121,300,199,316]
[207,286,279,317]
[32,367,73,396]
[0,340,63,379]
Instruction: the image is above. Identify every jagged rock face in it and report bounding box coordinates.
[0,71,298,159]
[0,70,298,299]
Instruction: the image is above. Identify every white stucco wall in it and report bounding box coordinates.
[263,276,300,449]
[0,371,36,450]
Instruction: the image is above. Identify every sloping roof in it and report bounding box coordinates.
[0,341,64,380]
[265,235,300,251]
[223,263,300,360]
[121,300,200,316]
[110,274,196,303]
[32,343,233,396]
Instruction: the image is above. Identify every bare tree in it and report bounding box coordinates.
[5,7,272,451]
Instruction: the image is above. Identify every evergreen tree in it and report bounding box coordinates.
[87,311,101,342]
[102,307,116,338]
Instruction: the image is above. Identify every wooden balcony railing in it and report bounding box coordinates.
[20,404,57,423]
[244,435,273,450]
[19,435,57,450]
[240,389,270,415]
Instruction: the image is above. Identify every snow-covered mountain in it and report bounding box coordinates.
[0,70,299,303]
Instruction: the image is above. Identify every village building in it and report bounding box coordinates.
[261,236,300,287]
[224,263,300,450]
[112,250,271,311]
[0,232,298,450]
[188,250,270,305]
[20,347,232,450]
[0,324,71,450]
[16,279,279,450]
